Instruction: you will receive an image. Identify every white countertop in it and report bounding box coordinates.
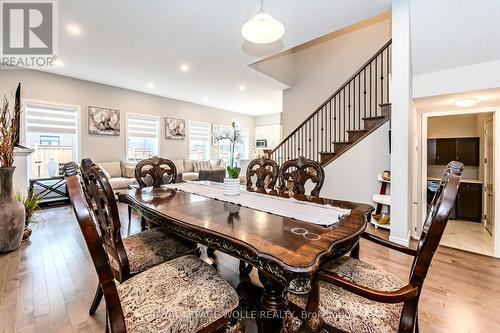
[427,177,482,184]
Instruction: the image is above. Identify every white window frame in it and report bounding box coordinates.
[188,120,211,160]
[22,99,81,180]
[126,113,160,161]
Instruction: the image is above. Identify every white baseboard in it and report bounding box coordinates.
[389,234,410,246]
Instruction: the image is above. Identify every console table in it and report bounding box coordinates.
[29,175,70,205]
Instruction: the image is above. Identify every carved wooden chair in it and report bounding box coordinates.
[278,156,325,197]
[288,161,463,333]
[76,159,199,315]
[66,174,242,333]
[134,156,177,189]
[132,156,178,229]
[246,157,279,192]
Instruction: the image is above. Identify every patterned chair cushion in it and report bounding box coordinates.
[118,255,239,333]
[110,227,197,274]
[288,256,404,333]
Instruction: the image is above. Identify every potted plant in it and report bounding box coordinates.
[0,95,25,252]
[216,121,242,196]
[15,191,43,241]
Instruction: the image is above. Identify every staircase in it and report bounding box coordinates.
[268,40,392,167]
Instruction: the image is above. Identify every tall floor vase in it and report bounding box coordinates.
[0,167,25,253]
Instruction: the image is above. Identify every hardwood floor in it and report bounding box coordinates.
[1,204,499,332]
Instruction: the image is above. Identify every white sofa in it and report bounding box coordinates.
[97,161,138,191]
[97,159,226,191]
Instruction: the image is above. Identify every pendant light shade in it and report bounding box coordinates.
[241,1,285,44]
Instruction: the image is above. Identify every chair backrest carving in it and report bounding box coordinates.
[135,156,177,189]
[80,159,130,282]
[66,174,126,332]
[246,157,279,191]
[278,156,325,197]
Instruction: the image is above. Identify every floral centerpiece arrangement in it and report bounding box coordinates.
[216,121,243,195]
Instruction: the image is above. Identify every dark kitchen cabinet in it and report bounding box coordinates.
[456,182,482,222]
[457,138,480,166]
[427,139,436,165]
[427,137,480,166]
[435,138,457,165]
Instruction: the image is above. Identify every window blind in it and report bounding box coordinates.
[127,114,158,138]
[26,104,77,134]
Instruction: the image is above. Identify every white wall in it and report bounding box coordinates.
[255,113,282,126]
[0,69,255,163]
[322,122,390,205]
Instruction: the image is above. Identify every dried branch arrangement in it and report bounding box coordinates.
[0,96,19,167]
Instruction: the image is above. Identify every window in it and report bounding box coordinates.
[218,125,249,164]
[39,135,60,145]
[25,103,79,178]
[188,121,210,160]
[127,114,159,161]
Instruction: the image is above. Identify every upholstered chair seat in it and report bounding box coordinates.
[109,227,198,274]
[118,255,239,333]
[289,256,404,333]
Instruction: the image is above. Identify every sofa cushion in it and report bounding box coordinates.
[108,177,135,190]
[120,161,137,178]
[97,164,112,179]
[182,172,199,181]
[98,162,122,178]
[210,159,223,170]
[183,159,194,172]
[193,160,211,172]
[123,165,136,178]
[173,159,184,174]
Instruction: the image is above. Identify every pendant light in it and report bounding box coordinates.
[241,0,285,44]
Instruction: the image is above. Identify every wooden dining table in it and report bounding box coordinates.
[118,181,373,326]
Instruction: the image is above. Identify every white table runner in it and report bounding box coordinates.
[163,181,351,227]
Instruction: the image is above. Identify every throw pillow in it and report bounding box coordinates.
[124,166,136,178]
[210,159,222,170]
[193,160,211,172]
[183,159,194,172]
[172,159,184,174]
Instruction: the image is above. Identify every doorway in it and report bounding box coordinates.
[423,111,495,256]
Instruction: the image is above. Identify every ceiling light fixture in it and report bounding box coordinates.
[180,64,190,72]
[241,0,285,44]
[54,59,64,67]
[239,85,246,91]
[202,96,208,102]
[147,82,155,88]
[453,98,478,107]
[66,24,81,36]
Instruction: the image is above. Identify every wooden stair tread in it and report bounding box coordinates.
[331,141,351,144]
[362,115,385,120]
[346,129,367,133]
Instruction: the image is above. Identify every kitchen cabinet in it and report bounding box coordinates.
[427,137,479,166]
[435,138,457,165]
[456,182,482,222]
[428,180,482,222]
[427,139,436,165]
[456,138,479,166]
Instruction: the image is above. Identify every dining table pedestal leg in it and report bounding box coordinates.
[258,270,288,312]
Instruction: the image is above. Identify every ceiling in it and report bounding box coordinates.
[411,0,500,76]
[44,0,391,116]
[414,87,500,112]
